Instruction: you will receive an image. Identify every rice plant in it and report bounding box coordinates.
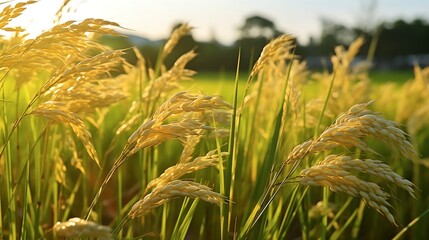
[0,1,428,239]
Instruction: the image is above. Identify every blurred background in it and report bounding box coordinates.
[9,0,429,71]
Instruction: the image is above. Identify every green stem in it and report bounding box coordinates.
[84,149,129,220]
[321,187,329,240]
[117,167,123,236]
[226,47,241,234]
[392,207,429,240]
[315,71,336,137]
[112,215,130,237]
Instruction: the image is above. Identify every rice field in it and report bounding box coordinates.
[1,1,429,240]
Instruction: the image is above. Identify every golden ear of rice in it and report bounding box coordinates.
[45,74,128,115]
[319,155,415,197]
[145,150,228,192]
[163,23,192,57]
[142,50,197,102]
[66,135,86,175]
[122,92,231,159]
[250,34,295,78]
[178,133,204,163]
[396,65,429,124]
[0,1,37,30]
[0,16,124,87]
[47,50,126,88]
[117,49,196,135]
[152,92,232,121]
[54,0,72,23]
[286,101,418,164]
[128,118,212,157]
[298,164,396,225]
[128,180,223,218]
[30,101,100,166]
[311,37,370,115]
[52,217,112,240]
[54,149,67,187]
[297,154,415,225]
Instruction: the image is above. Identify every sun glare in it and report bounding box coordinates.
[2,1,70,38]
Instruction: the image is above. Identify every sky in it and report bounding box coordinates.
[6,0,429,45]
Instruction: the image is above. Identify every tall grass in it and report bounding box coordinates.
[1,1,428,239]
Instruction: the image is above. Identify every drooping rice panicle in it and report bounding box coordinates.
[0,18,123,87]
[54,149,67,187]
[141,50,197,102]
[396,65,429,125]
[0,1,36,30]
[128,118,212,157]
[128,180,223,218]
[298,162,397,225]
[163,23,192,57]
[125,92,232,157]
[250,34,295,78]
[313,37,370,115]
[45,74,128,114]
[85,91,232,219]
[52,217,112,240]
[151,92,232,121]
[44,49,126,90]
[296,154,416,225]
[145,150,228,191]
[54,0,72,23]
[126,92,232,145]
[178,132,204,163]
[1,1,421,236]
[286,101,418,164]
[319,155,415,197]
[30,101,100,166]
[115,49,196,136]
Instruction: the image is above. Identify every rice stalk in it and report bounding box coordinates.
[85,92,231,219]
[0,1,425,238]
[281,101,418,227]
[0,17,125,163]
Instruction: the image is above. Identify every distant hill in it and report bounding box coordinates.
[100,33,164,49]
[127,34,164,47]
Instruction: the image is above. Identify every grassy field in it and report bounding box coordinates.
[369,70,414,83]
[187,70,415,111]
[1,2,429,240]
[189,70,415,96]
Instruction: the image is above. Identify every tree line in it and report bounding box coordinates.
[102,16,429,71]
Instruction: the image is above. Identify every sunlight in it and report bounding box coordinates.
[3,1,67,38]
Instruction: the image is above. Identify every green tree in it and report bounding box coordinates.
[236,15,284,71]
